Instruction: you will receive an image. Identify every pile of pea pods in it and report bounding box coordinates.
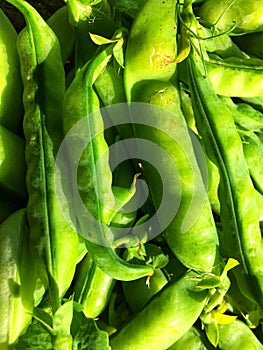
[1,0,263,348]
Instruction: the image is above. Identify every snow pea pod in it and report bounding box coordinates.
[124,0,178,102]
[110,270,209,350]
[0,209,35,346]
[242,132,263,195]
[0,125,27,200]
[8,0,80,311]
[198,0,263,35]
[0,8,23,133]
[62,46,153,281]
[47,5,76,65]
[188,43,263,310]
[218,320,263,350]
[74,254,115,319]
[205,55,263,97]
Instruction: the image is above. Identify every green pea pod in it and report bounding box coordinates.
[242,132,263,195]
[0,8,23,133]
[124,0,178,102]
[7,0,80,311]
[218,320,263,350]
[188,41,263,309]
[110,270,209,350]
[219,96,263,133]
[0,125,27,200]
[205,55,263,97]
[62,45,153,281]
[198,0,263,35]
[74,254,115,318]
[47,5,76,65]
[0,209,35,346]
[167,327,208,350]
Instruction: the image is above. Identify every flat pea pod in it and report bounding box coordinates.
[218,320,263,350]
[110,270,209,350]
[124,0,177,102]
[205,55,263,97]
[198,0,263,35]
[73,254,115,319]
[0,8,23,133]
[242,132,263,195]
[0,209,35,347]
[129,80,219,272]
[167,327,208,350]
[8,0,80,311]
[47,5,76,65]
[62,46,153,281]
[219,96,263,133]
[188,44,263,309]
[0,125,27,200]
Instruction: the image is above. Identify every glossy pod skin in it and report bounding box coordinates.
[63,46,153,281]
[110,270,209,350]
[0,8,23,134]
[7,0,80,310]
[188,42,263,310]
[0,209,35,347]
[73,254,115,319]
[0,125,27,200]
[218,320,263,350]
[198,0,263,35]
[167,327,208,350]
[123,0,218,272]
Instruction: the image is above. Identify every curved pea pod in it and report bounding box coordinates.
[217,320,263,350]
[0,209,36,346]
[0,8,23,133]
[8,0,80,310]
[167,327,208,350]
[0,125,27,200]
[47,5,76,65]
[129,80,219,272]
[219,96,263,133]
[198,0,263,35]
[74,254,115,319]
[242,132,263,195]
[233,32,263,60]
[122,268,168,314]
[188,45,263,310]
[110,270,209,350]
[124,0,178,101]
[62,46,153,281]
[205,55,263,97]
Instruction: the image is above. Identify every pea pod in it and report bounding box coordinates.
[167,327,208,350]
[198,0,263,35]
[124,0,178,102]
[0,8,23,133]
[47,5,76,65]
[62,45,153,281]
[188,37,263,309]
[110,270,209,350]
[0,209,35,346]
[7,0,80,311]
[218,320,263,350]
[74,254,115,319]
[242,132,263,195]
[0,125,27,200]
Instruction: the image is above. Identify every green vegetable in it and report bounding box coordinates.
[110,270,209,350]
[0,209,35,346]
[7,0,80,311]
[0,8,23,133]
